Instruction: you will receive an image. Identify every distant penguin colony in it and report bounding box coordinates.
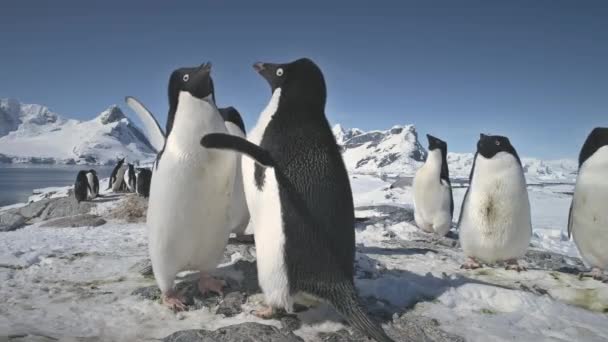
[458,134,532,271]
[201,58,394,342]
[413,134,453,236]
[74,170,89,203]
[569,127,608,281]
[126,62,236,311]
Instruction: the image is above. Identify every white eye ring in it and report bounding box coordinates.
[183,74,190,82]
[495,140,501,146]
[276,68,284,77]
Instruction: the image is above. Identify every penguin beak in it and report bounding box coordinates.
[253,62,265,73]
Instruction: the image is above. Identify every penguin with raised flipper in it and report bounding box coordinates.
[201,58,394,342]
[413,134,453,236]
[569,127,608,281]
[125,62,236,311]
[86,169,99,199]
[74,170,89,203]
[458,134,531,271]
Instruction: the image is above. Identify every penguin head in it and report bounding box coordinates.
[253,58,326,109]
[579,127,608,167]
[426,134,447,154]
[169,62,215,104]
[477,134,520,161]
[219,106,246,133]
[116,158,125,166]
[88,169,96,174]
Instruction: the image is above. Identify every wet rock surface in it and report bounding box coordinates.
[162,323,304,342]
[39,214,106,228]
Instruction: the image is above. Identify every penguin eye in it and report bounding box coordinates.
[183,74,190,82]
[495,140,501,146]
[276,68,284,77]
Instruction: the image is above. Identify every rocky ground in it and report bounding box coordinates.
[1,176,607,342]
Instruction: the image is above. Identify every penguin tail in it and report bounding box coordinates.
[200,133,274,167]
[328,283,395,342]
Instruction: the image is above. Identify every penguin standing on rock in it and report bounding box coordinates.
[74,170,89,203]
[569,127,608,281]
[219,106,251,240]
[124,163,136,192]
[135,168,152,197]
[108,158,127,191]
[413,134,453,236]
[458,134,531,271]
[201,58,394,342]
[86,169,99,199]
[125,62,236,311]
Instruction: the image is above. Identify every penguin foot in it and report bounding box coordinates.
[198,274,226,296]
[252,305,275,319]
[579,267,606,281]
[505,260,527,272]
[461,257,482,270]
[162,292,187,312]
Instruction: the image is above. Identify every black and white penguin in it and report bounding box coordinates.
[413,134,453,236]
[74,170,89,203]
[125,62,236,311]
[107,158,127,191]
[86,169,99,199]
[458,134,531,271]
[569,127,608,280]
[124,163,136,192]
[135,168,152,197]
[219,106,251,239]
[201,58,393,342]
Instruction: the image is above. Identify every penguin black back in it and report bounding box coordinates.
[136,168,152,197]
[108,158,125,189]
[578,127,608,168]
[219,106,246,133]
[427,134,453,216]
[74,170,89,203]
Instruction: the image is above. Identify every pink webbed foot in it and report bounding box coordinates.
[198,273,226,296]
[505,259,527,272]
[162,291,187,312]
[461,257,482,270]
[253,305,275,319]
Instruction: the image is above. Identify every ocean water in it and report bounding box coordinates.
[0,164,114,207]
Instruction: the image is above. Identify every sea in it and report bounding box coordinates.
[0,164,115,207]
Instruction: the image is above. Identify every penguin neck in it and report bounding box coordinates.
[581,145,608,172]
[166,92,221,153]
[424,149,443,174]
[250,88,281,142]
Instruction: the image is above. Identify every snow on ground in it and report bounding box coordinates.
[1,174,607,341]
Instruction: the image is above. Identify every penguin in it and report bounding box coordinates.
[107,158,127,191]
[568,127,608,281]
[124,163,136,192]
[74,170,89,203]
[86,169,99,199]
[413,134,453,236]
[136,168,152,197]
[200,58,394,342]
[125,62,236,311]
[219,106,251,240]
[458,134,531,271]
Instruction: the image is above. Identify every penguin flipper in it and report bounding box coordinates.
[125,96,166,153]
[567,200,574,239]
[201,133,274,167]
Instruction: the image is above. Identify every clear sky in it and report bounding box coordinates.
[1,0,606,159]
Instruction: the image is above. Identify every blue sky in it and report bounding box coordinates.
[1,0,607,159]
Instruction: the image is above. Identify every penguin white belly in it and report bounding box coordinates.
[413,167,452,235]
[460,160,531,263]
[112,165,127,191]
[571,150,608,269]
[240,89,291,310]
[86,173,97,198]
[124,170,134,191]
[224,122,250,235]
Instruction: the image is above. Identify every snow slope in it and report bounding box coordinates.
[0,98,155,165]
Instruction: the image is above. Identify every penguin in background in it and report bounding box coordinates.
[125,62,236,311]
[124,163,136,192]
[86,169,99,199]
[568,127,608,281]
[413,134,453,236]
[108,158,127,191]
[201,58,394,342]
[219,106,251,240]
[74,170,89,203]
[458,134,531,271]
[136,168,152,197]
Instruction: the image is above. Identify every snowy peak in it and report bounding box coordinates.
[98,105,126,125]
[0,98,65,137]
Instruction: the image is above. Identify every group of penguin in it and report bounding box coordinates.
[125,59,395,341]
[413,128,608,277]
[73,159,152,202]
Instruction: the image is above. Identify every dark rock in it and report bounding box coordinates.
[130,259,154,277]
[280,316,302,332]
[19,199,50,219]
[132,285,162,302]
[390,313,465,342]
[216,292,246,317]
[162,323,304,342]
[40,214,106,228]
[39,197,93,221]
[524,249,585,274]
[0,211,26,231]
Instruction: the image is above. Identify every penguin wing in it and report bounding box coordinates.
[125,96,166,153]
[457,154,478,227]
[567,200,574,239]
[200,133,274,167]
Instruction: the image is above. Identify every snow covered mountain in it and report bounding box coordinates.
[333,124,578,182]
[0,98,155,165]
